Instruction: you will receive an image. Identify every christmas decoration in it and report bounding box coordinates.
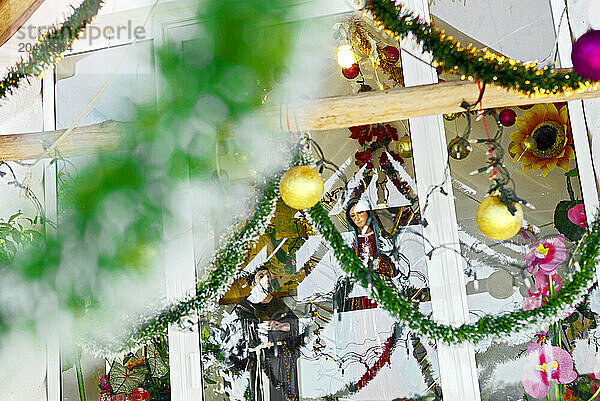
[0,0,104,101]
[447,135,471,160]
[508,104,573,176]
[376,45,404,86]
[365,0,598,96]
[443,112,459,121]
[381,45,399,63]
[353,326,399,392]
[279,166,324,210]
[467,108,532,217]
[572,30,600,81]
[346,19,404,87]
[307,202,600,345]
[519,104,534,110]
[82,189,600,358]
[396,134,413,158]
[342,63,360,79]
[476,195,524,240]
[498,108,516,127]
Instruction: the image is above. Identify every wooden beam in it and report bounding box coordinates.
[3,79,600,160]
[0,0,46,47]
[0,120,128,161]
[284,78,600,131]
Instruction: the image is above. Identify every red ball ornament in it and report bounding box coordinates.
[572,30,600,81]
[342,63,360,79]
[518,104,533,110]
[499,108,517,127]
[382,45,400,63]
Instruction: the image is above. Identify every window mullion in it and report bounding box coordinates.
[399,1,481,400]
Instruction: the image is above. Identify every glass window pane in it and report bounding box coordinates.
[445,98,593,400]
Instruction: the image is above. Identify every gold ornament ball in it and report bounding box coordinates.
[279,166,323,210]
[476,196,524,240]
[447,136,471,160]
[396,135,413,158]
[443,112,459,121]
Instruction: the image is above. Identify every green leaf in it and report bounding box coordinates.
[565,167,579,177]
[8,212,22,223]
[554,200,586,241]
[146,342,169,378]
[201,327,210,342]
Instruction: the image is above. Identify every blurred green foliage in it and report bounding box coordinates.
[2,0,295,343]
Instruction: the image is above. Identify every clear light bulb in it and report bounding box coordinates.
[337,45,356,68]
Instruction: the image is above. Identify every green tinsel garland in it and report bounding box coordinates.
[307,202,600,344]
[0,0,104,98]
[365,0,597,97]
[105,175,282,354]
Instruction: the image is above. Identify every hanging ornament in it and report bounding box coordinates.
[571,30,600,80]
[476,195,524,240]
[337,44,356,68]
[342,63,360,79]
[498,108,517,127]
[396,135,413,158]
[443,112,459,121]
[447,136,471,160]
[279,166,324,210]
[381,45,400,63]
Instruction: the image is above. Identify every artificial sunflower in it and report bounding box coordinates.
[508,104,574,176]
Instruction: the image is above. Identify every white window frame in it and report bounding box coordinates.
[40,1,600,401]
[42,3,203,401]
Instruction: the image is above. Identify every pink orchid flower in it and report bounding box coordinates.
[567,203,587,228]
[525,235,567,275]
[522,345,577,398]
[523,273,563,311]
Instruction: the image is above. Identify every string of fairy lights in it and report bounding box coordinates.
[363,0,600,97]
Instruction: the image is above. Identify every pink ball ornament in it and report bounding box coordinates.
[572,30,600,80]
[382,45,400,63]
[499,108,517,127]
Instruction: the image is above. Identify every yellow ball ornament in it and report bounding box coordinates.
[396,135,413,158]
[476,196,524,240]
[447,136,471,160]
[279,166,323,210]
